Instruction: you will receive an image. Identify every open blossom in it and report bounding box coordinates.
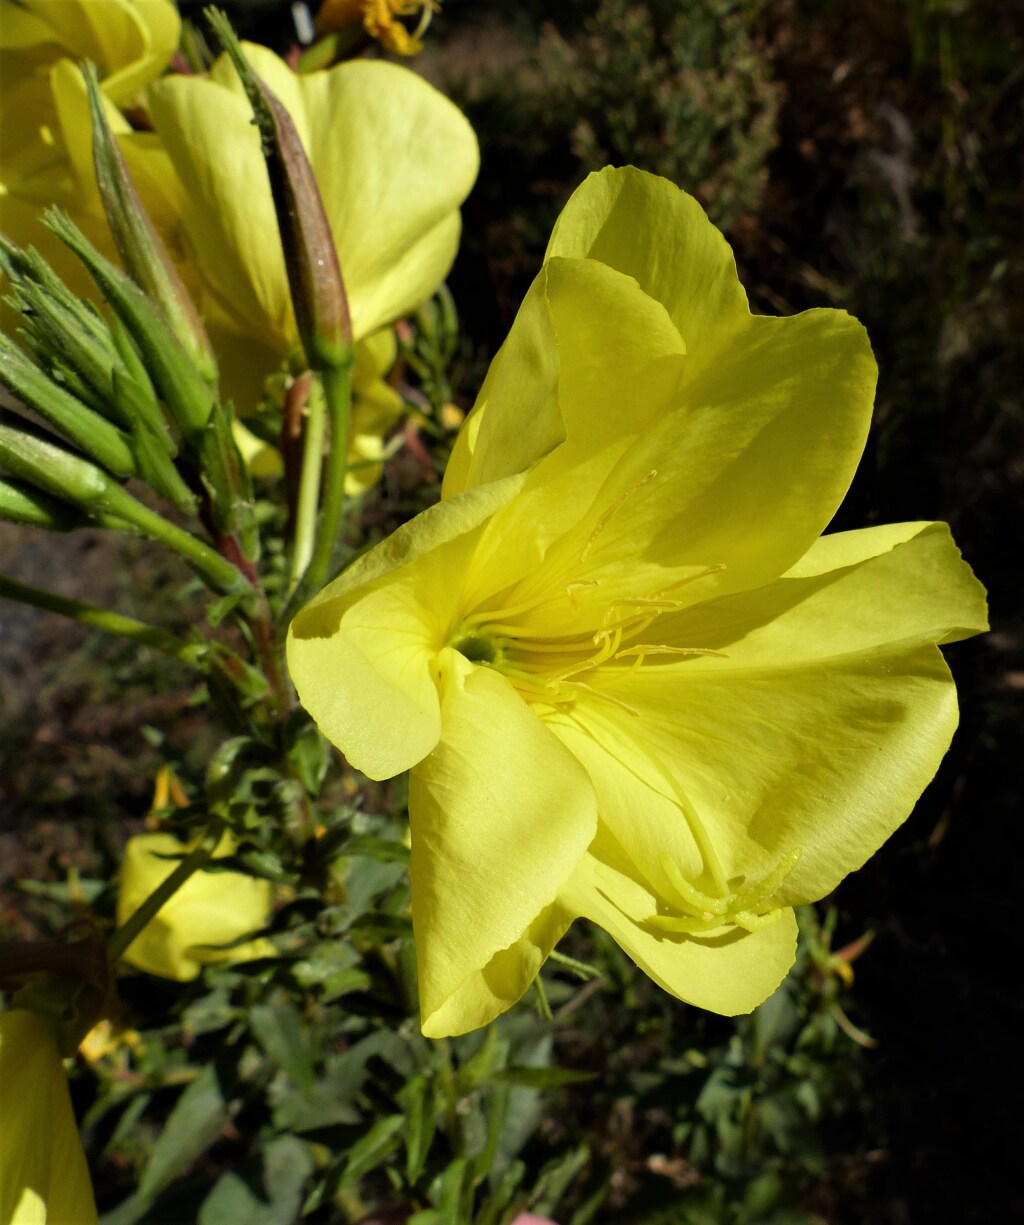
[315,0,439,56]
[0,1009,98,1224]
[0,0,181,301]
[288,167,987,1037]
[116,833,274,982]
[146,43,477,396]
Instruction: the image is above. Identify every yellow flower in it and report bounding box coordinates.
[116,833,274,982]
[0,0,181,295]
[315,0,439,56]
[0,1009,98,1224]
[288,168,988,1038]
[146,43,477,395]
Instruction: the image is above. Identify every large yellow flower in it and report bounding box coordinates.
[0,0,181,293]
[0,1009,98,1224]
[287,168,987,1037]
[145,43,478,394]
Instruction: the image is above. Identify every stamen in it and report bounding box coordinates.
[649,563,727,599]
[572,682,641,716]
[579,470,658,564]
[614,645,728,662]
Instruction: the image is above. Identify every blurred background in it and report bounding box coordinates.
[1,2,1020,1221]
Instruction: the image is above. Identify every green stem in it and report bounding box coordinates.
[279,358,353,628]
[0,572,205,666]
[106,824,224,964]
[288,373,326,592]
[103,483,249,596]
[304,359,353,595]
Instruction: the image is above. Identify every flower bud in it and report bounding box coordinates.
[207,11,353,373]
[82,62,219,387]
[42,209,216,448]
[0,335,136,478]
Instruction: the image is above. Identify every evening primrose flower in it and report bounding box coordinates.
[0,0,181,296]
[116,832,273,981]
[145,43,477,396]
[288,167,987,1037]
[315,0,439,56]
[0,1009,98,1224]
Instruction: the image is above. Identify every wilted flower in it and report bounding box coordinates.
[116,832,274,981]
[288,167,987,1037]
[0,1009,98,1224]
[146,43,477,397]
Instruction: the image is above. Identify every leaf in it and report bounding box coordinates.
[492,1066,595,1089]
[101,1065,229,1225]
[338,1114,405,1188]
[250,1002,317,1092]
[197,1136,314,1225]
[399,1074,436,1184]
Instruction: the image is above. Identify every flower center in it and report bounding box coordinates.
[446,470,729,713]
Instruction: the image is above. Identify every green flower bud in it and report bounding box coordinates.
[0,335,136,478]
[82,62,218,387]
[206,8,353,373]
[42,209,216,448]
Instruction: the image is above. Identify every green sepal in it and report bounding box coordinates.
[200,398,260,562]
[0,334,137,478]
[42,208,216,447]
[83,61,219,386]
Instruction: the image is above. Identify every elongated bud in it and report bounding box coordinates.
[82,62,218,387]
[0,335,137,478]
[206,9,353,372]
[43,208,216,447]
[0,421,247,594]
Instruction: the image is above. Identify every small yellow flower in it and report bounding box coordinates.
[0,1009,98,1224]
[316,0,439,56]
[288,167,987,1037]
[116,833,274,982]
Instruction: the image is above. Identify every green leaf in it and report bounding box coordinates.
[102,1065,229,1225]
[198,1136,314,1225]
[250,1002,317,1092]
[493,1066,595,1089]
[338,1114,405,1188]
[399,1074,436,1184]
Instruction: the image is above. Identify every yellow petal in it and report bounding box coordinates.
[0,1010,98,1225]
[288,474,527,778]
[421,903,573,1039]
[116,833,273,981]
[560,849,798,1015]
[550,521,987,907]
[148,49,478,354]
[411,652,595,1035]
[546,166,749,370]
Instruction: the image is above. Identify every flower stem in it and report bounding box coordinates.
[0,572,205,666]
[303,358,353,595]
[288,373,326,592]
[106,824,224,964]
